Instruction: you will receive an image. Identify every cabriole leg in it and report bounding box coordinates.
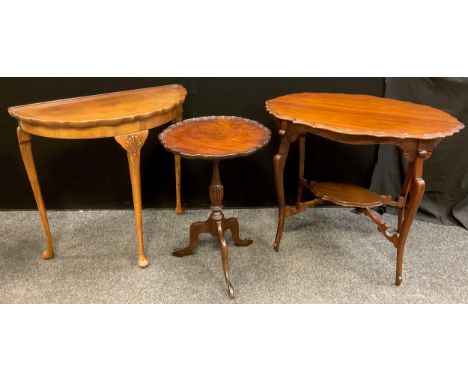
[398,161,415,232]
[17,127,54,260]
[395,152,428,286]
[173,219,211,257]
[296,135,306,209]
[217,221,234,299]
[273,132,291,251]
[115,130,149,268]
[224,217,253,247]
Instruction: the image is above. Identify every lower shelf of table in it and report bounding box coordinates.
[310,181,385,208]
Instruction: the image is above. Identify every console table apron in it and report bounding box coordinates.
[9,84,186,267]
[266,93,464,285]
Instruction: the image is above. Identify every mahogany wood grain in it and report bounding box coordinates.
[159,116,270,159]
[266,93,463,139]
[17,127,54,260]
[171,107,184,214]
[310,182,384,208]
[115,130,149,268]
[296,136,306,209]
[267,92,464,286]
[10,84,187,267]
[9,85,186,138]
[174,153,183,214]
[161,116,270,298]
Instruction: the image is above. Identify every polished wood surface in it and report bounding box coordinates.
[11,85,186,267]
[159,116,271,159]
[9,85,186,128]
[174,153,183,214]
[17,127,54,260]
[267,93,464,286]
[115,130,149,268]
[310,182,387,208]
[171,111,184,214]
[172,161,253,299]
[9,85,186,139]
[266,93,463,139]
[161,116,270,298]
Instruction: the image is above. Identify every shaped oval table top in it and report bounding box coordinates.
[159,116,271,159]
[266,93,464,140]
[9,84,187,139]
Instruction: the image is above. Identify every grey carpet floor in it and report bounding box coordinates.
[1,208,467,303]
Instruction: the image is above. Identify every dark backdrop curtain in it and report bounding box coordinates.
[370,77,468,229]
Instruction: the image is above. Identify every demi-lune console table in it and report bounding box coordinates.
[9,84,186,267]
[266,93,464,285]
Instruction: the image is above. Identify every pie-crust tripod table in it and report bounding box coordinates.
[159,116,271,298]
[266,93,464,285]
[9,84,187,267]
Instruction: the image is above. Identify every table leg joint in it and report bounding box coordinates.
[285,198,323,217]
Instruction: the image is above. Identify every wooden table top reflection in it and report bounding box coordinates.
[266,92,463,286]
[9,84,186,268]
[160,116,271,298]
[160,115,270,159]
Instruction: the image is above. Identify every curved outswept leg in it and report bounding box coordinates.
[398,160,415,232]
[17,127,54,260]
[224,217,253,247]
[173,220,210,257]
[296,135,306,209]
[217,221,234,299]
[115,130,149,268]
[273,131,291,251]
[395,153,427,286]
[174,160,249,298]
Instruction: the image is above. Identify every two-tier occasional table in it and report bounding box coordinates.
[159,116,270,298]
[9,84,186,268]
[266,93,464,285]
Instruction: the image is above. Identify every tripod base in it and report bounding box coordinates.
[173,214,252,299]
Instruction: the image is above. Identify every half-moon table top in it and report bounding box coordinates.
[9,84,187,139]
[266,93,464,140]
[159,116,271,160]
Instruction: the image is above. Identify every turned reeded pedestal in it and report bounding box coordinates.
[9,84,187,267]
[159,116,271,298]
[266,93,464,285]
